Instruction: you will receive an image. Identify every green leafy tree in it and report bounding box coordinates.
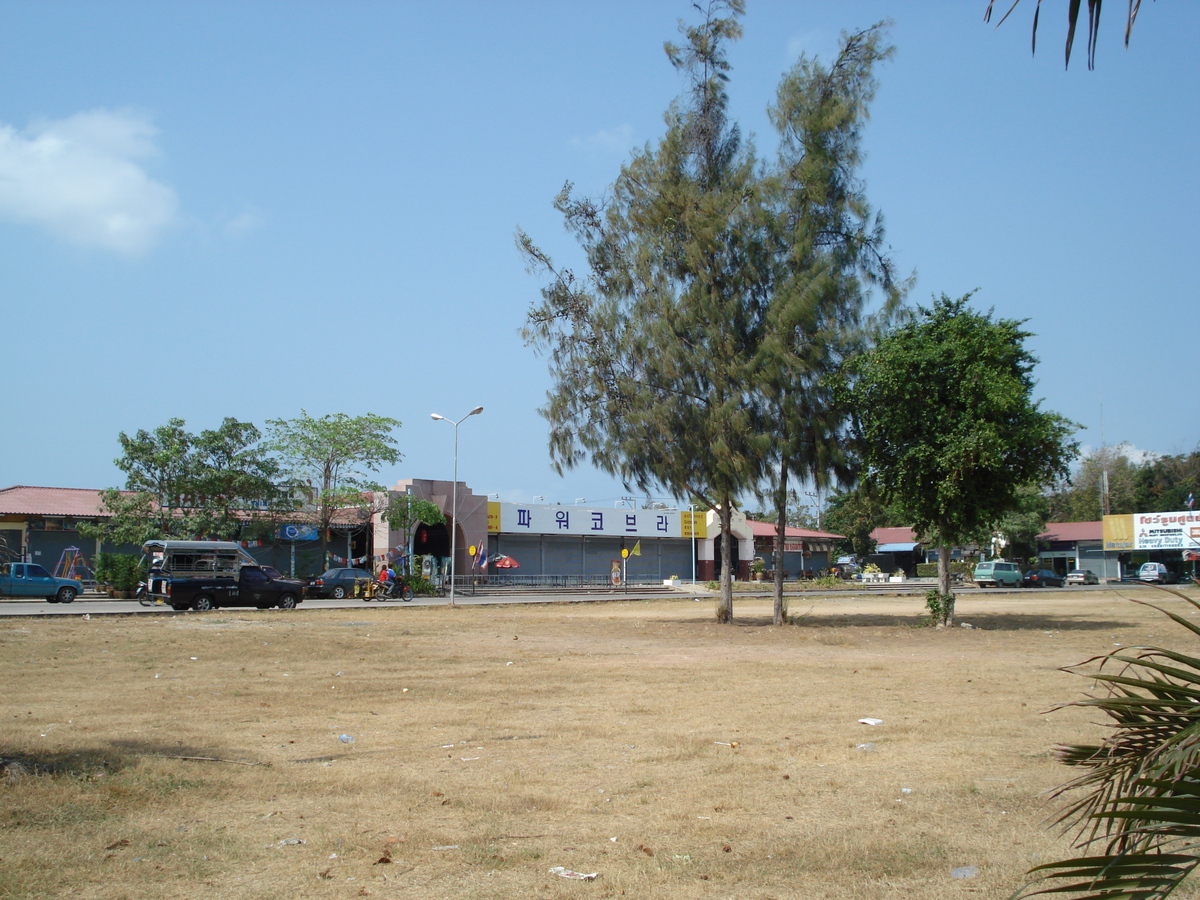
[80,418,282,546]
[1136,448,1200,513]
[383,494,445,575]
[1047,444,1142,521]
[746,492,819,530]
[520,0,765,622]
[822,483,897,561]
[994,482,1052,562]
[265,411,401,564]
[847,293,1077,618]
[190,418,287,537]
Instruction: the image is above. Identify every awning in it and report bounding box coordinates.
[876,542,919,553]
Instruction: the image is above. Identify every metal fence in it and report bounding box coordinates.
[454,573,678,591]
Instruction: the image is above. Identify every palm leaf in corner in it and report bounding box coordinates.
[1013,584,1200,899]
[985,0,1147,70]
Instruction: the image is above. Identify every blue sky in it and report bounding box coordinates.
[1,1,1196,511]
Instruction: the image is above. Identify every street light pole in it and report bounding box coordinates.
[430,406,484,607]
[804,490,822,530]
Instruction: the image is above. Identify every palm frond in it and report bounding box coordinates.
[1015,588,1200,899]
[1014,852,1199,899]
[986,0,1149,70]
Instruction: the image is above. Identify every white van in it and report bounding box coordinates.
[973,560,1022,588]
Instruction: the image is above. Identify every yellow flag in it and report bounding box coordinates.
[631,540,641,557]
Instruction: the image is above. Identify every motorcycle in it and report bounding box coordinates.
[362,576,414,602]
[136,579,166,607]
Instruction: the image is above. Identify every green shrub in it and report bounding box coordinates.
[105,554,145,592]
[916,560,973,579]
[924,588,956,626]
[402,573,441,597]
[93,552,115,588]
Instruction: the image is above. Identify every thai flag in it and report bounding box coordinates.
[477,544,488,569]
[1189,492,1195,510]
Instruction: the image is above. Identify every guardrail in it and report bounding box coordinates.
[459,574,670,589]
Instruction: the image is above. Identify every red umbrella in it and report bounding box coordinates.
[492,554,520,569]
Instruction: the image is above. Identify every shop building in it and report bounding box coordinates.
[1103,509,1200,580]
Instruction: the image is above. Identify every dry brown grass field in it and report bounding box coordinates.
[3,587,1200,900]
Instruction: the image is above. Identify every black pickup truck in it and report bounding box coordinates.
[160,564,306,611]
[142,540,306,611]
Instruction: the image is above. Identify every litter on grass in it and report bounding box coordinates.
[550,866,598,881]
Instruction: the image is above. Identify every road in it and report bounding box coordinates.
[0,589,688,616]
[0,582,1136,617]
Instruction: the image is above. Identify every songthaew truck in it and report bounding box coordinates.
[0,562,83,603]
[142,540,305,611]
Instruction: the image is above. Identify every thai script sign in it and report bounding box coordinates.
[1104,511,1200,551]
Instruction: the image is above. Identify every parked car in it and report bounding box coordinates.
[140,540,306,611]
[973,560,1022,588]
[1066,569,1100,585]
[0,562,83,603]
[1137,562,1177,584]
[309,567,372,599]
[1022,568,1065,588]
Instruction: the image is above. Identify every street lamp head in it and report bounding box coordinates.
[468,406,484,416]
[430,413,445,421]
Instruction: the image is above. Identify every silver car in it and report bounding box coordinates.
[1138,562,1177,584]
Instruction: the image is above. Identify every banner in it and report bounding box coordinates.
[1104,511,1200,551]
[279,523,320,541]
[494,502,682,539]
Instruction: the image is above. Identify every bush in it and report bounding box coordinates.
[924,588,956,626]
[93,552,115,588]
[916,560,973,579]
[107,554,145,592]
[402,573,442,597]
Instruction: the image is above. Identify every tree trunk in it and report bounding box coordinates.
[716,503,734,623]
[772,461,788,626]
[937,539,955,627]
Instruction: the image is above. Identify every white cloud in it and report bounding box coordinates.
[1076,442,1162,465]
[224,207,265,237]
[571,124,635,154]
[0,108,178,255]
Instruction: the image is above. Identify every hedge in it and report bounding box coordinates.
[915,560,975,579]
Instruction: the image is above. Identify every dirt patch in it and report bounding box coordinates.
[2,587,1197,899]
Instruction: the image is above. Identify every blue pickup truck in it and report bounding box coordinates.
[0,562,83,603]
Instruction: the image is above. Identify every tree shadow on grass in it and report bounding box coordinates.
[729,612,1135,631]
[1,738,260,779]
[1,745,133,779]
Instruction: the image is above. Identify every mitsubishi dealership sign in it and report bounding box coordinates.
[1104,511,1200,552]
